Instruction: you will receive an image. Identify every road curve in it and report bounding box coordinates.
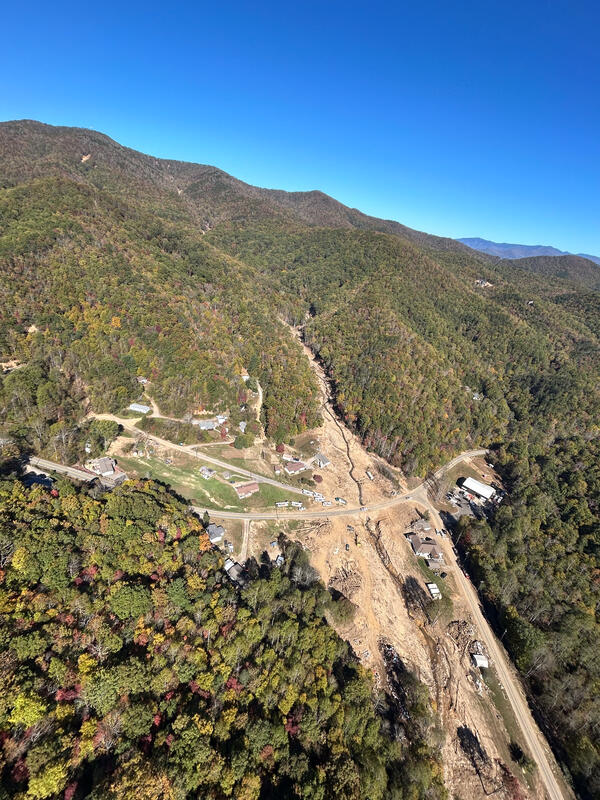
[56,414,565,797]
[190,448,489,520]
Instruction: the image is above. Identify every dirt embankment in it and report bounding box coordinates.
[280,324,541,800]
[292,510,540,799]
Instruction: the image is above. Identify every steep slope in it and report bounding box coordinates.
[500,253,600,291]
[0,478,445,800]
[0,120,472,253]
[0,173,320,461]
[208,220,600,471]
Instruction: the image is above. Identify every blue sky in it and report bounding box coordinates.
[2,0,599,253]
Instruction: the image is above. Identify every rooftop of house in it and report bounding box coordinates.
[207,523,225,542]
[408,534,443,561]
[412,518,432,531]
[284,461,306,473]
[86,456,115,476]
[235,481,259,496]
[128,402,151,414]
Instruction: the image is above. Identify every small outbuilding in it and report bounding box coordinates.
[314,452,330,469]
[128,402,151,414]
[471,653,489,669]
[426,582,442,600]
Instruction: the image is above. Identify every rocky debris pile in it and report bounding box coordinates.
[328,561,362,598]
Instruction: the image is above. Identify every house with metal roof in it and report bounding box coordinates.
[235,481,259,499]
[313,452,330,468]
[460,476,495,501]
[128,402,151,414]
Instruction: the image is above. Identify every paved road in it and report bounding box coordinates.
[414,495,568,800]
[29,456,96,483]
[192,449,489,521]
[193,447,568,800]
[457,566,566,800]
[92,413,307,497]
[59,411,566,797]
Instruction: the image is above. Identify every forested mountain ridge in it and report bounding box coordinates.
[2,120,600,796]
[0,120,473,253]
[459,236,600,265]
[208,220,600,471]
[499,254,600,291]
[0,126,322,461]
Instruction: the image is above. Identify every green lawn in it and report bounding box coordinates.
[247,483,301,508]
[115,455,298,511]
[443,461,485,489]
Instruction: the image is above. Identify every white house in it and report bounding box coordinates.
[85,457,116,477]
[314,452,330,469]
[193,419,216,430]
[206,523,225,544]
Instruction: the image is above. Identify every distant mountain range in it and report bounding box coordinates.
[458,236,600,266]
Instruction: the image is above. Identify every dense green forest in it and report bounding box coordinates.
[457,432,600,800]
[207,222,600,471]
[0,175,320,457]
[2,120,600,796]
[498,254,600,291]
[0,478,445,799]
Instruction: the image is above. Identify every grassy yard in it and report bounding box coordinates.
[416,559,454,622]
[116,455,242,508]
[247,483,301,508]
[203,447,277,478]
[207,517,244,557]
[115,454,298,511]
[442,461,483,490]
